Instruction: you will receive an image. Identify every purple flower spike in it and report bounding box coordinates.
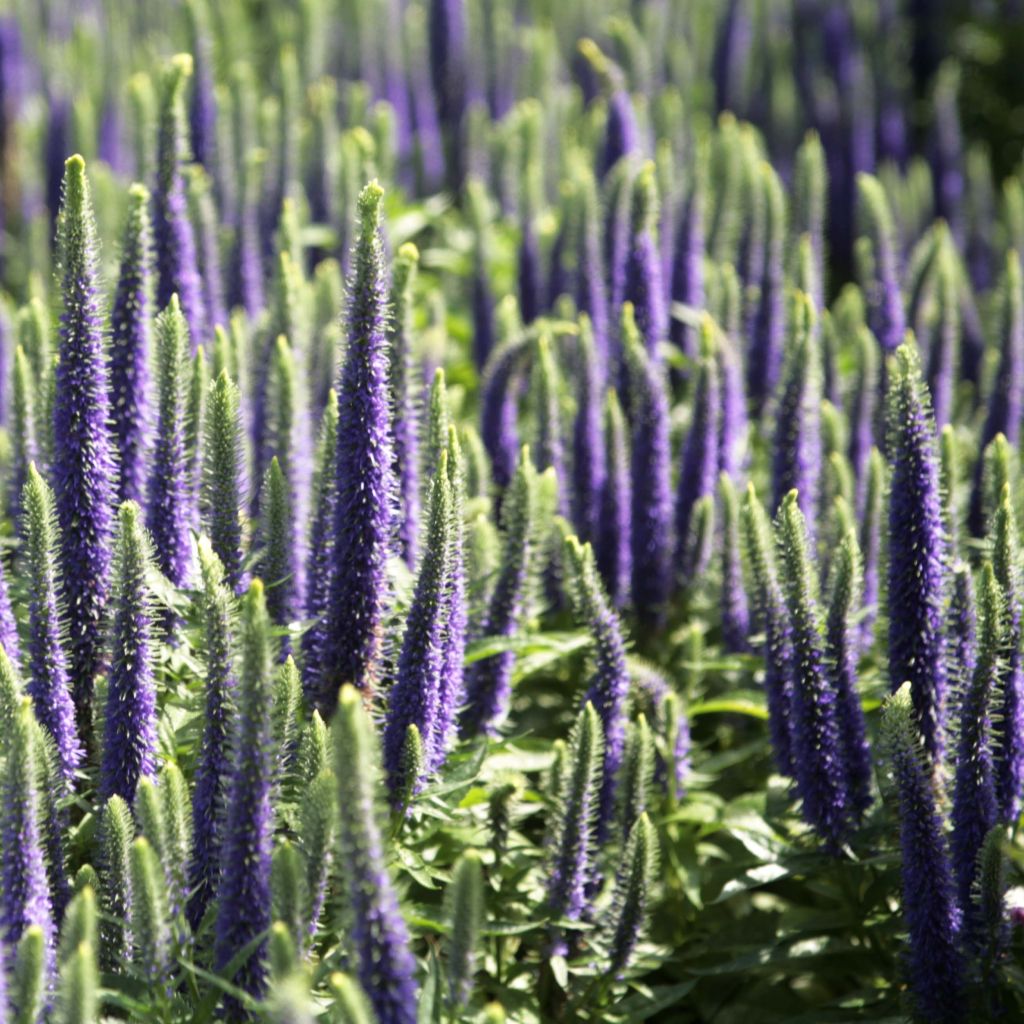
[572,317,606,546]
[146,296,193,588]
[624,163,667,357]
[887,342,948,763]
[670,175,705,363]
[428,0,468,191]
[573,167,610,373]
[109,183,154,508]
[601,89,639,180]
[154,55,208,351]
[320,183,396,713]
[719,474,750,654]
[53,155,116,744]
[597,389,631,608]
[214,580,275,1005]
[480,333,527,493]
[100,502,158,804]
[856,174,905,356]
[22,465,81,784]
[881,685,966,1024]
[622,305,672,622]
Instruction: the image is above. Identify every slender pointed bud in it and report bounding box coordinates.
[272,659,302,790]
[859,448,885,644]
[129,837,171,984]
[573,316,605,546]
[772,292,821,534]
[887,342,948,762]
[989,483,1024,820]
[564,538,630,839]
[741,484,795,774]
[424,368,451,486]
[825,529,872,820]
[107,184,154,508]
[939,425,959,546]
[619,714,655,834]
[154,55,207,348]
[856,174,905,354]
[597,389,631,607]
[547,702,603,944]
[445,849,484,1011]
[54,155,116,739]
[749,163,787,408]
[677,320,720,571]
[974,826,1010,968]
[719,474,750,653]
[671,172,705,361]
[390,242,421,567]
[186,347,208,528]
[716,325,747,478]
[186,164,227,334]
[322,183,396,709]
[384,454,453,795]
[58,886,97,967]
[159,763,191,924]
[202,372,247,592]
[259,457,298,631]
[147,296,193,586]
[188,539,237,929]
[622,304,672,620]
[461,448,539,735]
[297,771,335,947]
[607,812,659,976]
[101,502,158,803]
[952,563,1001,925]
[926,240,959,429]
[480,330,527,492]
[232,149,266,319]
[334,685,419,1023]
[12,926,46,1024]
[435,427,468,769]
[55,939,98,1024]
[776,492,850,848]
[881,684,965,1023]
[271,841,308,956]
[849,327,878,505]
[99,796,133,969]
[604,158,637,327]
[302,391,339,700]
[971,251,1024,535]
[214,580,276,1000]
[327,972,377,1024]
[1,699,54,979]
[791,131,827,316]
[10,345,37,522]
[624,162,666,354]
[573,167,610,371]
[297,714,330,784]
[530,335,568,518]
[22,465,81,781]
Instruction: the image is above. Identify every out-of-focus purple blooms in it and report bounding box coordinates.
[154,56,208,351]
[320,183,395,712]
[712,0,752,116]
[100,501,158,804]
[719,474,749,654]
[925,235,959,430]
[480,333,527,493]
[185,0,217,172]
[230,150,266,321]
[186,165,227,334]
[622,304,672,622]
[859,448,885,647]
[771,293,821,537]
[389,243,421,568]
[428,0,468,191]
[573,317,605,547]
[604,159,637,339]
[597,389,631,608]
[791,131,828,316]
[109,184,153,508]
[602,89,640,181]
[881,684,966,1024]
[669,176,704,363]
[53,155,116,743]
[624,163,667,356]
[887,342,948,762]
[531,335,568,517]
[467,180,496,371]
[22,465,80,784]
[214,580,276,1004]
[573,165,610,373]
[931,63,965,242]
[716,327,747,478]
[849,327,878,513]
[749,165,786,411]
[676,322,720,575]
[334,685,419,1024]
[856,174,905,356]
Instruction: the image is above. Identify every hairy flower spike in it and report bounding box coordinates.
[606,812,659,976]
[53,154,117,742]
[624,162,667,355]
[10,344,37,524]
[719,473,750,653]
[881,684,965,1023]
[258,457,298,632]
[573,316,605,547]
[110,183,153,507]
[321,182,396,711]
[887,341,948,762]
[334,685,419,1024]
[129,836,171,985]
[776,492,850,848]
[856,173,905,354]
[597,388,631,607]
[22,465,80,782]
[444,849,484,1011]
[154,55,207,348]
[214,579,276,1002]
[147,296,193,588]
[100,501,158,803]
[99,796,133,969]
